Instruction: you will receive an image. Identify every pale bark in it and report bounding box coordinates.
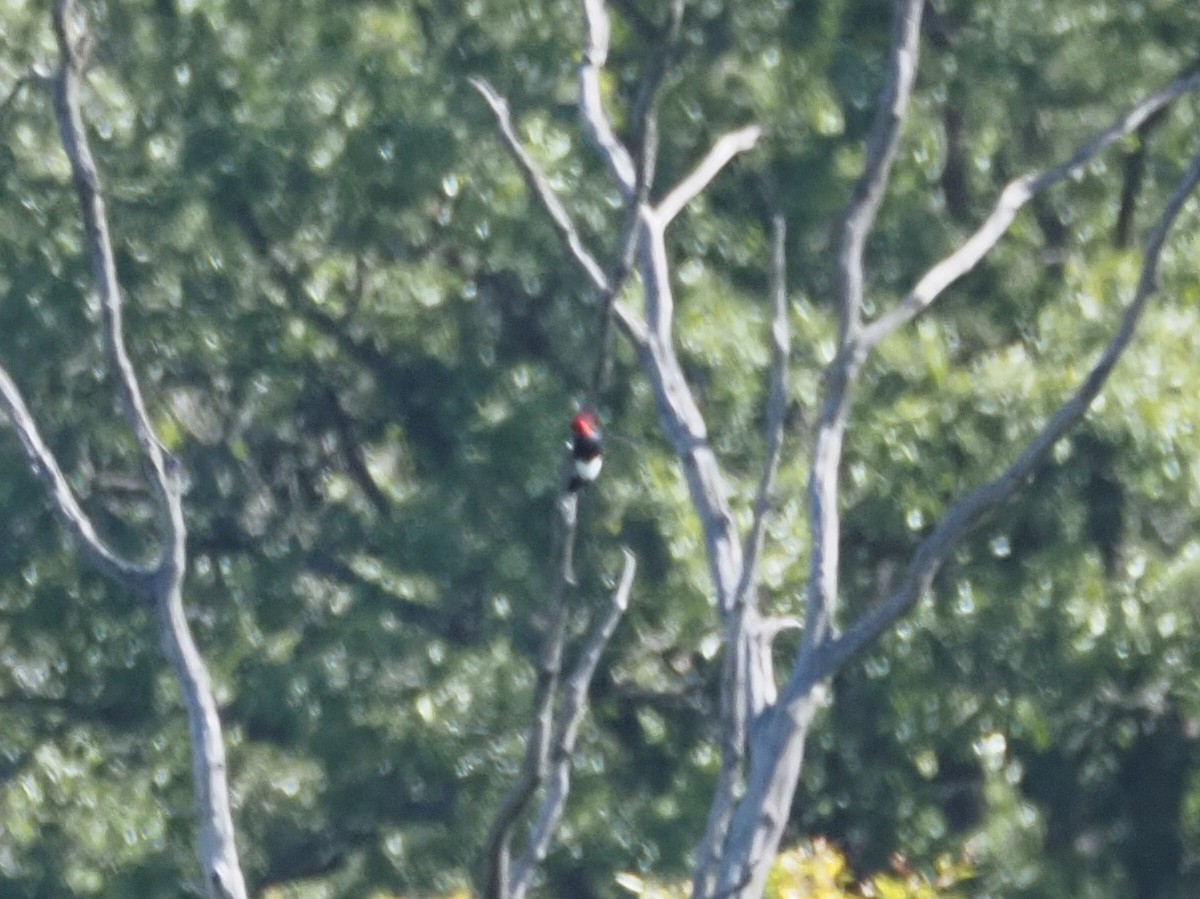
[481,489,634,899]
[509,551,637,899]
[478,0,1200,896]
[0,3,248,896]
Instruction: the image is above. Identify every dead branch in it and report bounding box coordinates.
[482,501,576,899]
[835,0,925,339]
[509,550,637,899]
[468,77,612,295]
[859,70,1200,351]
[801,0,925,666]
[822,141,1200,676]
[469,79,648,348]
[692,214,791,899]
[736,214,790,610]
[579,0,637,197]
[0,369,151,594]
[0,4,253,897]
[655,126,764,226]
[715,56,1200,899]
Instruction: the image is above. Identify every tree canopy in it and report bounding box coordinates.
[2,0,1200,897]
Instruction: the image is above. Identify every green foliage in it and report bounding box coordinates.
[1,0,1200,896]
[613,839,972,899]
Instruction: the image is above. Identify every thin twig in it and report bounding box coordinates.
[0,368,150,595]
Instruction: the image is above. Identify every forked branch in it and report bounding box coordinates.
[509,550,637,899]
[800,0,925,662]
[483,513,634,899]
[822,142,1200,676]
[0,4,252,897]
[860,69,1200,351]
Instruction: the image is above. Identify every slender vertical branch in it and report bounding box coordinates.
[483,501,576,899]
[509,551,636,899]
[801,0,924,661]
[834,0,924,339]
[589,0,683,399]
[35,4,250,897]
[693,214,792,898]
[579,0,637,198]
[51,0,172,507]
[736,214,790,610]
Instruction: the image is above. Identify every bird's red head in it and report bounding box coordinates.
[570,409,599,440]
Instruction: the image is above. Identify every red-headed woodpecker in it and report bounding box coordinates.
[568,409,603,491]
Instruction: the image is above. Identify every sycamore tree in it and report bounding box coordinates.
[4,0,1200,898]
[473,0,1200,897]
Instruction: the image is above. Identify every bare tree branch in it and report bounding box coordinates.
[693,215,792,897]
[835,0,924,339]
[0,369,151,594]
[822,141,1200,677]
[860,69,1200,352]
[509,550,636,899]
[579,0,637,198]
[635,215,744,606]
[736,214,790,610]
[655,125,763,226]
[469,77,649,350]
[482,0,1200,895]
[714,136,1200,899]
[692,623,747,899]
[707,4,924,895]
[800,0,925,663]
[2,4,252,897]
[51,0,173,513]
[589,0,683,398]
[483,503,576,899]
[469,77,612,295]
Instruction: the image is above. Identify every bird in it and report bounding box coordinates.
[567,408,603,492]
